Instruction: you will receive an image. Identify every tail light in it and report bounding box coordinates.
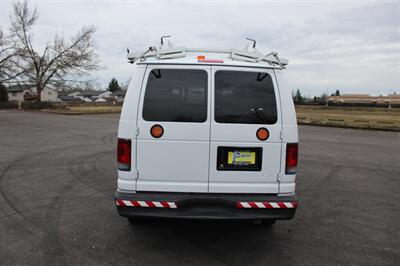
[117,138,131,171]
[286,143,298,174]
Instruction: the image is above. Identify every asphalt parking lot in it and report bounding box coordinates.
[0,111,399,265]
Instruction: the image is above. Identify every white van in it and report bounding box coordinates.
[115,40,298,225]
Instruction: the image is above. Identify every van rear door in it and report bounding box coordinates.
[136,65,211,192]
[209,67,282,193]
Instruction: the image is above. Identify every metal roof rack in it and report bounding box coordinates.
[127,37,288,68]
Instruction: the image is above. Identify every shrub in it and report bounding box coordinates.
[22,101,54,109]
[0,102,18,109]
[0,83,8,102]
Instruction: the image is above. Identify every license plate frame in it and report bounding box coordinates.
[217,147,262,171]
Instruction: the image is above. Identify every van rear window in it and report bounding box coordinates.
[215,71,277,124]
[142,69,208,122]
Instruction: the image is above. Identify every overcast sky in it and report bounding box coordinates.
[1,0,399,96]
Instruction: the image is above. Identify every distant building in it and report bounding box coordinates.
[6,84,60,102]
[58,95,81,102]
[68,91,82,98]
[6,84,32,101]
[95,98,107,103]
[328,93,400,105]
[6,85,127,103]
[41,86,60,102]
[111,90,126,102]
[81,97,93,103]
[78,90,107,101]
[57,91,69,97]
[99,91,113,99]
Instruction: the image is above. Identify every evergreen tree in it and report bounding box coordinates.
[321,93,328,103]
[335,89,340,96]
[108,77,121,92]
[0,83,8,102]
[294,89,304,104]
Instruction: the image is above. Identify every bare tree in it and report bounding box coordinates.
[0,30,26,83]
[10,1,100,101]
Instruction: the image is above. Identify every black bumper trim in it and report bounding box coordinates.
[115,191,298,220]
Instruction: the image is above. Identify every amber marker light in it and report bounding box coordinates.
[150,124,164,138]
[256,128,269,141]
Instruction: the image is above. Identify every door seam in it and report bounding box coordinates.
[207,65,213,193]
[273,69,284,190]
[135,65,149,191]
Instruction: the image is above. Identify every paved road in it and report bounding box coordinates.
[0,111,399,265]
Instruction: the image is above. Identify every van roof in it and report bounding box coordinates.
[127,45,289,70]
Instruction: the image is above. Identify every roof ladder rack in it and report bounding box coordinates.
[127,37,288,67]
[128,37,186,63]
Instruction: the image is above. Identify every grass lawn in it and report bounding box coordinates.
[51,104,400,131]
[54,105,122,114]
[296,105,400,131]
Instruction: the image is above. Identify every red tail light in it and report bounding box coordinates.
[286,143,298,174]
[117,138,131,171]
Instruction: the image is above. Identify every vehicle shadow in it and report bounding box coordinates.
[120,219,293,265]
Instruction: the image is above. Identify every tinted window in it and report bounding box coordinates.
[215,71,277,124]
[143,69,207,122]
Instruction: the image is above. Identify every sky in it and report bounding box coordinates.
[1,0,399,96]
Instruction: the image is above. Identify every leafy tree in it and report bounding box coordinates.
[108,77,121,92]
[0,83,8,102]
[9,1,99,101]
[335,89,340,96]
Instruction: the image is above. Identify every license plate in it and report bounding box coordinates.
[217,147,262,171]
[228,151,256,165]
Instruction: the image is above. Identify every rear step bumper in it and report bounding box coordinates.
[115,191,298,220]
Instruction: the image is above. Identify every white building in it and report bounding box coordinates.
[99,91,112,98]
[6,84,60,102]
[95,97,107,103]
[78,90,105,101]
[41,86,60,102]
[81,97,92,103]
[6,85,31,101]
[110,90,127,102]
[68,91,83,100]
